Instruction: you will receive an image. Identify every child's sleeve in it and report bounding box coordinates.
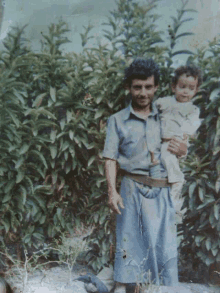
[155,97,165,111]
[181,106,202,136]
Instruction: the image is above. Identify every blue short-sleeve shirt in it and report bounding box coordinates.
[103,103,167,176]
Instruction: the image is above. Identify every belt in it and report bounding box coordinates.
[162,138,172,143]
[119,170,171,188]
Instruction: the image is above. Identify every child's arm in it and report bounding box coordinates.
[182,106,201,136]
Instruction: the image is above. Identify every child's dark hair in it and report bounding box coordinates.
[124,58,160,87]
[172,65,203,87]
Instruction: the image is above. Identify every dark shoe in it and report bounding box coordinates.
[126,283,140,293]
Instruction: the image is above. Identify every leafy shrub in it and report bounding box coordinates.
[179,37,220,276]
[0,0,211,276]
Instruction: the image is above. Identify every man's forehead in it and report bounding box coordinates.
[131,76,155,86]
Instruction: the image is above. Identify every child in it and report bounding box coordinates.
[152,65,202,221]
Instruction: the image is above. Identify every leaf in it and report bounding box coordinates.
[16,170,25,183]
[2,193,13,203]
[96,96,103,104]
[215,176,220,193]
[52,172,58,185]
[189,181,197,198]
[60,119,65,131]
[95,109,104,119]
[29,150,48,168]
[96,178,106,188]
[50,86,56,102]
[19,144,29,155]
[24,176,34,194]
[66,110,72,123]
[209,88,220,102]
[62,141,69,152]
[13,89,25,105]
[171,50,194,57]
[50,130,56,142]
[49,145,57,159]
[88,155,96,167]
[6,110,19,127]
[182,9,197,14]
[33,232,44,240]
[209,209,216,228]
[39,215,46,225]
[34,195,46,211]
[20,185,27,205]
[69,130,74,140]
[214,204,219,220]
[37,107,56,120]
[32,93,47,107]
[197,197,215,210]
[206,238,211,251]
[198,187,204,202]
[33,73,45,81]
[175,32,194,40]
[15,157,25,169]
[2,219,10,233]
[4,180,15,193]
[212,248,218,257]
[98,164,104,176]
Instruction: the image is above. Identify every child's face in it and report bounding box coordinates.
[172,73,198,103]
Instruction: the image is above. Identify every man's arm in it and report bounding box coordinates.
[105,159,124,215]
[167,137,187,158]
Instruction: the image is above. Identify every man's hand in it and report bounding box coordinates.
[167,136,187,157]
[108,191,124,215]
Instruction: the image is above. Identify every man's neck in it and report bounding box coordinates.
[132,103,152,120]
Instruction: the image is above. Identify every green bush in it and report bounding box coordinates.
[0,0,214,276]
[179,37,220,273]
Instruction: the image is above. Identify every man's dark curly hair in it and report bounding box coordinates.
[172,65,203,87]
[124,58,160,87]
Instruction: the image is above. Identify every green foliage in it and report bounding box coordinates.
[179,37,220,269]
[0,21,90,249]
[0,0,201,274]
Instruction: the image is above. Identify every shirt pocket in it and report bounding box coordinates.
[119,130,143,157]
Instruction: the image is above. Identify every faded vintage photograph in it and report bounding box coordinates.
[0,0,220,292]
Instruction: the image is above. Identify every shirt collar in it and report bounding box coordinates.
[123,102,159,121]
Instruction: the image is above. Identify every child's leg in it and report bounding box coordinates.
[161,142,184,183]
[171,181,186,224]
[149,151,159,165]
[149,151,161,178]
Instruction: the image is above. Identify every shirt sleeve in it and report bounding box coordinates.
[154,97,163,110]
[181,106,202,136]
[155,96,172,112]
[102,115,120,160]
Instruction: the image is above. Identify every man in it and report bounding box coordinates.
[103,58,187,293]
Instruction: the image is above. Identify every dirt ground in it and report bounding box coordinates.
[5,263,220,293]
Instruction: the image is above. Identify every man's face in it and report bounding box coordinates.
[172,74,198,103]
[129,76,158,109]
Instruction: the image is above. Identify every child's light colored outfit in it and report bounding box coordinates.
[155,96,201,221]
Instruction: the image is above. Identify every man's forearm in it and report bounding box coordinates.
[105,159,117,194]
